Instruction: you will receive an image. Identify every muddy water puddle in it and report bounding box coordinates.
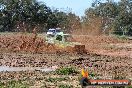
[0,66,57,72]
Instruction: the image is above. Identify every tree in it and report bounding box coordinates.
[82,0,132,36]
[67,12,82,34]
[112,0,132,36]
[0,0,52,32]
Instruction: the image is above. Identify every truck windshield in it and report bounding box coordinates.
[48,30,55,33]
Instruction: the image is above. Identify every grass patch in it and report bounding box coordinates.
[59,84,73,88]
[0,80,29,88]
[56,67,79,75]
[45,77,69,83]
[0,81,4,87]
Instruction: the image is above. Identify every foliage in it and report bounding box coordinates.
[82,0,132,36]
[59,84,73,88]
[0,0,81,33]
[1,0,132,36]
[0,80,29,88]
[56,67,79,75]
[0,0,52,32]
[45,77,69,83]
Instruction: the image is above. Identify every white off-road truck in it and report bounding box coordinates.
[46,28,68,43]
[45,28,86,54]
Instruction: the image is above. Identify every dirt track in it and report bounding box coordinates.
[1,33,132,58]
[0,52,132,77]
[73,35,132,58]
[0,33,74,54]
[0,52,132,87]
[0,33,132,87]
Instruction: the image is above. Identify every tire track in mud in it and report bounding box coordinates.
[0,53,132,87]
[67,53,132,79]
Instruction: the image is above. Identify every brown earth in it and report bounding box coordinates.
[72,35,132,58]
[0,33,75,54]
[1,33,131,58]
[0,52,132,87]
[0,33,132,87]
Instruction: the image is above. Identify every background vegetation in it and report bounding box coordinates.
[0,0,132,36]
[82,0,132,36]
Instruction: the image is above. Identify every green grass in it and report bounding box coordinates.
[56,67,79,75]
[45,77,69,83]
[59,84,73,88]
[0,80,29,88]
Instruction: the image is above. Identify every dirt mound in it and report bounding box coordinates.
[0,33,75,53]
[72,35,132,51]
[72,35,132,57]
[72,35,131,44]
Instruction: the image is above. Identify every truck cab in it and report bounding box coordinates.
[47,28,56,35]
[46,28,61,35]
[46,28,71,45]
[46,28,63,43]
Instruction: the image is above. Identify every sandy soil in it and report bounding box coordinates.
[73,35,132,58]
[0,33,132,87]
